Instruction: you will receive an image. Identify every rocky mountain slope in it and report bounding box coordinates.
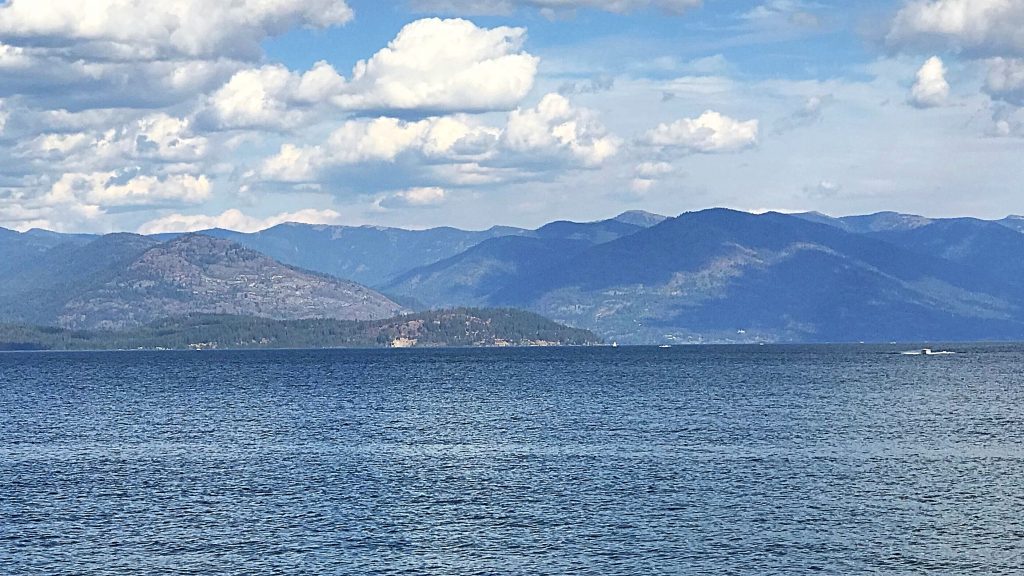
[0,233,404,330]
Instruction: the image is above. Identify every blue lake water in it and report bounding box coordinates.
[1,345,1023,574]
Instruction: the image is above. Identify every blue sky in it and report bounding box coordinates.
[0,0,1021,233]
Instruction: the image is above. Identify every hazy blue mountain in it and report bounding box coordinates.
[533,217,646,244]
[189,223,529,288]
[794,211,934,233]
[1,227,54,278]
[0,233,403,330]
[868,218,1024,286]
[0,233,161,325]
[0,227,95,278]
[998,216,1024,233]
[791,211,843,229]
[838,211,934,233]
[180,212,662,288]
[20,228,96,245]
[611,210,668,227]
[459,209,1024,343]
[8,208,1024,343]
[384,216,651,307]
[385,237,594,308]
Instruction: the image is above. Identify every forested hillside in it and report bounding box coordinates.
[0,309,601,350]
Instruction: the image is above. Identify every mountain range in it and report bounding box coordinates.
[4,208,1024,343]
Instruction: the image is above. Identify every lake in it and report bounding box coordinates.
[2,345,1023,574]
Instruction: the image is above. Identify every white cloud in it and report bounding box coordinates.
[257,115,499,183]
[378,187,448,209]
[0,52,242,110]
[43,172,212,208]
[908,56,950,108]
[199,18,539,123]
[742,1,821,29]
[627,162,674,197]
[333,18,538,114]
[803,180,842,198]
[635,161,674,178]
[410,0,702,16]
[137,208,344,234]
[0,170,214,231]
[258,144,327,183]
[988,103,1024,137]
[641,110,759,154]
[0,0,353,60]
[502,93,620,166]
[630,178,654,194]
[21,113,209,167]
[202,62,345,130]
[985,57,1024,105]
[257,93,618,188]
[887,0,1024,56]
[0,197,101,232]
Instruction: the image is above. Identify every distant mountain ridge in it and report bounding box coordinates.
[6,207,1024,342]
[384,214,652,307]
[196,223,527,289]
[382,209,1024,342]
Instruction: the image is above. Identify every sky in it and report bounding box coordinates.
[0,0,1022,233]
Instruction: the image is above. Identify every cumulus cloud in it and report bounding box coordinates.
[20,113,209,168]
[257,93,618,189]
[201,62,345,130]
[887,0,1024,56]
[502,93,621,167]
[409,0,702,16]
[628,162,674,196]
[378,187,448,209]
[198,18,539,123]
[641,110,759,153]
[43,172,211,209]
[634,161,674,178]
[908,56,950,108]
[0,1,354,116]
[1,169,214,231]
[629,178,654,194]
[0,53,241,111]
[258,115,499,183]
[137,208,344,234]
[0,196,101,232]
[985,57,1024,105]
[0,0,353,60]
[333,18,539,114]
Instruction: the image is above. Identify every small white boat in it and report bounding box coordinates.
[659,345,671,348]
[901,348,955,356]
[611,342,619,348]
